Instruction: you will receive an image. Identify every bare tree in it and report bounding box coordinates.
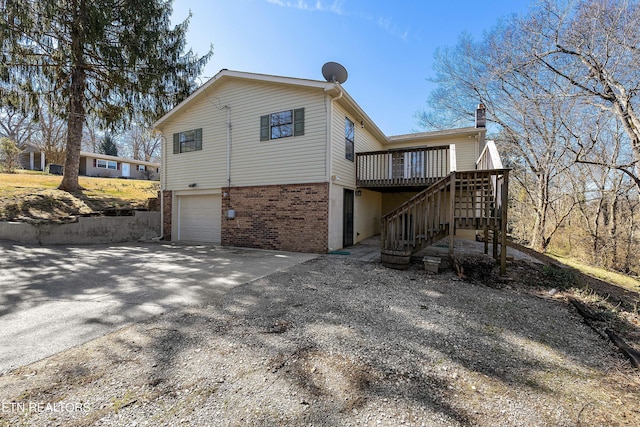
[31,103,67,165]
[0,107,36,149]
[418,27,579,251]
[527,0,640,191]
[122,122,161,162]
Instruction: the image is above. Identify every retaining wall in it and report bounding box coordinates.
[0,211,161,245]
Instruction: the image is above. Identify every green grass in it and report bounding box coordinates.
[0,171,160,221]
[548,252,640,293]
[0,171,159,200]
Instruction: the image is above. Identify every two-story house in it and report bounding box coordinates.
[153,69,508,271]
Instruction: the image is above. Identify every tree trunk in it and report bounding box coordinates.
[58,1,86,193]
[530,173,549,252]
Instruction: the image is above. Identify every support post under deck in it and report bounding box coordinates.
[448,172,456,258]
[500,170,509,276]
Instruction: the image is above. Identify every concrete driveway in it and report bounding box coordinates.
[0,241,317,374]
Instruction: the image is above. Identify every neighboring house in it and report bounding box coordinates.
[18,143,46,171]
[153,69,508,270]
[17,146,160,180]
[79,152,160,180]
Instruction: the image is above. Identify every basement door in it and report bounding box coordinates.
[343,189,354,248]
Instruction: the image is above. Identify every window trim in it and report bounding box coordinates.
[345,117,355,162]
[260,108,305,141]
[96,159,118,170]
[172,128,203,154]
[270,110,293,140]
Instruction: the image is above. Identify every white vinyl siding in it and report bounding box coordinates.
[159,79,327,191]
[330,103,385,189]
[176,194,221,243]
[387,135,481,172]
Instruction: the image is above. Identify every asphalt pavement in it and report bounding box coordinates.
[0,241,317,374]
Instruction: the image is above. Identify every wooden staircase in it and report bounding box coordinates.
[381,169,509,274]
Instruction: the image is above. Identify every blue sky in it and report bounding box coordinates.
[171,0,531,136]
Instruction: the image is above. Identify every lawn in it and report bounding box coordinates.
[0,170,159,222]
[549,252,640,294]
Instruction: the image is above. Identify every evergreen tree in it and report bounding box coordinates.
[0,0,212,191]
[98,134,118,157]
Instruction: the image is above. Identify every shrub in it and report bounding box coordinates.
[0,137,21,173]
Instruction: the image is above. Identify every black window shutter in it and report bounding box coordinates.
[173,133,180,154]
[260,115,269,141]
[195,128,203,151]
[294,108,305,136]
[93,159,96,167]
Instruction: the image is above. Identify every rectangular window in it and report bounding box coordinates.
[345,117,354,162]
[172,128,203,154]
[137,165,146,171]
[96,159,118,170]
[260,108,305,141]
[270,110,293,139]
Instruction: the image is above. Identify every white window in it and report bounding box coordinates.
[345,117,354,162]
[260,108,305,141]
[137,165,146,171]
[172,128,202,154]
[96,159,117,170]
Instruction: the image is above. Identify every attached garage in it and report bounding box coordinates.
[176,194,222,243]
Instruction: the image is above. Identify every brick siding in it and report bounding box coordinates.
[222,183,329,253]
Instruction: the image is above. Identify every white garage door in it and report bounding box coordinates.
[178,194,221,243]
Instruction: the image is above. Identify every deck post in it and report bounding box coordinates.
[484,227,489,255]
[500,169,509,276]
[448,172,456,258]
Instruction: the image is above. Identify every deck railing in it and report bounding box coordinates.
[356,145,453,188]
[476,140,503,170]
[380,173,452,253]
[476,140,505,212]
[381,168,510,274]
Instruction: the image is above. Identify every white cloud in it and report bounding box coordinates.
[267,0,409,41]
[376,16,410,42]
[266,0,344,15]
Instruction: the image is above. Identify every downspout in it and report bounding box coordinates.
[226,105,231,189]
[325,85,343,251]
[154,135,167,241]
[326,86,343,181]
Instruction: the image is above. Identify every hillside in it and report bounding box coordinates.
[0,171,159,223]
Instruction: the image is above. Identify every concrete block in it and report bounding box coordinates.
[0,211,160,245]
[423,256,441,273]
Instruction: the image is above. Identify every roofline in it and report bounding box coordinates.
[80,151,160,167]
[152,69,482,145]
[153,69,336,128]
[388,127,485,143]
[332,85,389,143]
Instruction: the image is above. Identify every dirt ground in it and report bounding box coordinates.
[1,256,639,426]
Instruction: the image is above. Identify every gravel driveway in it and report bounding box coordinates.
[1,256,639,426]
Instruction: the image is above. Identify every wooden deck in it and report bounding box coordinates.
[356,145,453,190]
[380,169,510,274]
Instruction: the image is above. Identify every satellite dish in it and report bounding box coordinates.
[322,62,348,84]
